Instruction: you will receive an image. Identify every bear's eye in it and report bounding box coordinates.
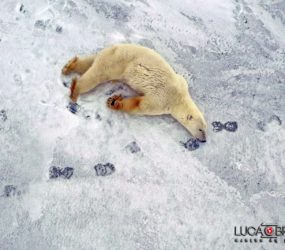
[199,129,205,134]
[187,115,193,120]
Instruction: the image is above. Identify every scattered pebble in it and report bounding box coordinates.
[49,166,74,179]
[67,102,80,114]
[0,110,7,122]
[4,185,17,197]
[212,121,223,132]
[224,121,238,132]
[183,138,200,151]
[126,141,141,153]
[94,163,115,176]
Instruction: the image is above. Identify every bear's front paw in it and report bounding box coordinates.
[62,56,78,75]
[107,95,123,110]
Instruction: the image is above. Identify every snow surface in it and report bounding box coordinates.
[0,0,285,249]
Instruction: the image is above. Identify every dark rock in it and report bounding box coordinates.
[49,166,61,179]
[126,141,141,153]
[183,138,200,151]
[67,102,80,114]
[224,121,238,132]
[0,110,7,122]
[61,167,74,179]
[4,185,17,197]
[212,121,223,132]
[94,163,115,176]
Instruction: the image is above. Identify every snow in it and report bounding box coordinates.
[0,0,285,249]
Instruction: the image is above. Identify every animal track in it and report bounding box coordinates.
[67,102,80,114]
[257,114,281,131]
[126,141,141,153]
[4,185,18,197]
[94,163,115,176]
[224,121,238,132]
[0,110,7,122]
[211,121,238,132]
[182,138,200,151]
[49,166,74,179]
[212,121,223,132]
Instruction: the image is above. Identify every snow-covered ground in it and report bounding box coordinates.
[0,0,285,249]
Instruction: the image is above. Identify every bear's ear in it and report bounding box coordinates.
[187,115,193,120]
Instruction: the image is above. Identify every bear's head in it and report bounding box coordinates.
[171,95,207,142]
[184,112,207,142]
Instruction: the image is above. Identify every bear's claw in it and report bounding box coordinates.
[62,56,78,75]
[107,95,123,110]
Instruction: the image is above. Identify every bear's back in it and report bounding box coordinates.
[96,44,187,106]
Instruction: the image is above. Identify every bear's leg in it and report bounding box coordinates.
[70,66,107,102]
[107,95,144,113]
[70,78,79,102]
[107,95,166,115]
[62,55,96,75]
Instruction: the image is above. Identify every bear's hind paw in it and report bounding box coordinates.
[107,95,123,110]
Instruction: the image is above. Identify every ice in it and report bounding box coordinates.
[0,0,285,249]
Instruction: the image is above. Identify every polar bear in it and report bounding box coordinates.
[62,44,207,142]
